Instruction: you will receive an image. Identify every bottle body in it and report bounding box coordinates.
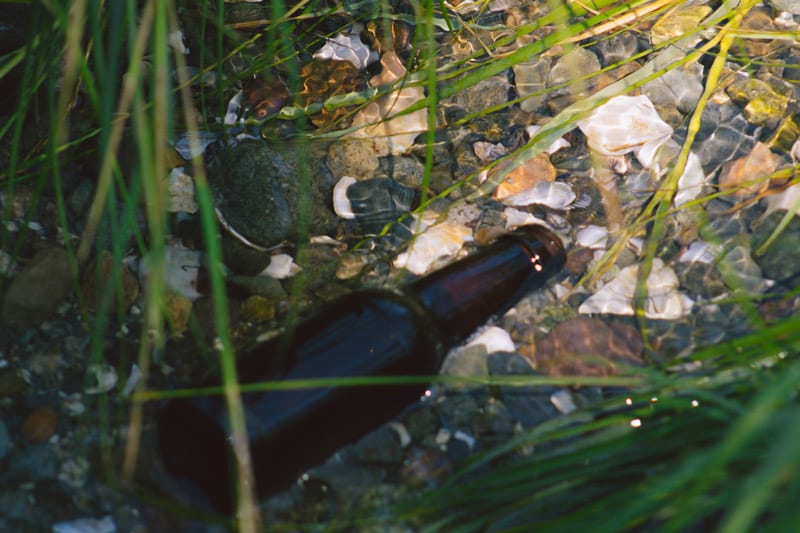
[154,226,564,514]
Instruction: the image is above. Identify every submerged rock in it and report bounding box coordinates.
[1,247,73,327]
[207,140,337,248]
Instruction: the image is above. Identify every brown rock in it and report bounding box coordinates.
[81,250,139,314]
[22,405,58,443]
[164,292,193,337]
[531,317,644,377]
[718,142,782,198]
[1,247,74,327]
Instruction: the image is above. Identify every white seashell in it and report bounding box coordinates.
[577,95,672,168]
[503,208,550,230]
[224,90,244,126]
[575,225,608,249]
[52,516,116,533]
[261,254,301,279]
[466,326,516,353]
[453,430,476,450]
[550,389,577,414]
[139,244,204,301]
[168,30,189,55]
[673,151,706,207]
[347,52,428,156]
[501,181,576,209]
[525,125,571,154]
[332,176,357,219]
[764,182,800,217]
[679,240,716,264]
[85,364,118,395]
[394,221,473,275]
[310,235,344,245]
[174,131,219,160]
[578,258,694,319]
[121,364,140,397]
[165,168,198,214]
[313,30,378,69]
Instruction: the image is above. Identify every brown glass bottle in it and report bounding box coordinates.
[154,226,564,515]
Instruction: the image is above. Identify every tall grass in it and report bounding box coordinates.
[1,0,799,531]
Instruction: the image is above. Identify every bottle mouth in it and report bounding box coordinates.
[507,225,566,276]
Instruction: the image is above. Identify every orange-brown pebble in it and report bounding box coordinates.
[22,406,58,443]
[718,142,782,198]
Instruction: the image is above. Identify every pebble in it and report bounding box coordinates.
[532,317,644,377]
[1,247,73,328]
[718,142,782,198]
[22,405,58,443]
[547,47,602,114]
[326,140,380,179]
[80,251,139,314]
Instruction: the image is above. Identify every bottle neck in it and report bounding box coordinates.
[404,226,564,344]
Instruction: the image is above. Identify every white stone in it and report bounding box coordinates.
[165,168,198,214]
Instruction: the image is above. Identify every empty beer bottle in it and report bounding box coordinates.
[154,225,564,515]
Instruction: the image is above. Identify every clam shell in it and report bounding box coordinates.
[578,258,694,319]
[313,30,379,70]
[500,181,576,209]
[393,220,473,275]
[577,95,672,168]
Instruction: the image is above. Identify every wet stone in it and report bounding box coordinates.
[380,155,426,188]
[752,212,800,287]
[592,31,640,67]
[532,317,645,376]
[674,261,727,300]
[547,47,601,114]
[345,177,418,237]
[512,56,552,113]
[674,103,759,176]
[645,318,695,358]
[444,74,510,115]
[642,62,703,115]
[207,140,337,247]
[8,443,58,483]
[326,140,380,179]
[353,425,404,466]
[1,247,73,328]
